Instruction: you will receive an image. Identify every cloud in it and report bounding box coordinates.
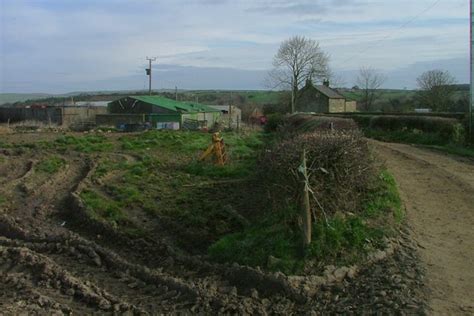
[336,56,469,89]
[0,0,469,93]
[247,0,362,16]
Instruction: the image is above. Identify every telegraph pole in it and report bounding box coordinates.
[470,0,474,142]
[146,57,156,95]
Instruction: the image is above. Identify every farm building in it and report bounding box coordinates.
[0,105,107,127]
[297,80,357,113]
[96,96,221,130]
[208,105,241,128]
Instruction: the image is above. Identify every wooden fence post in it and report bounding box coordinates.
[300,149,312,246]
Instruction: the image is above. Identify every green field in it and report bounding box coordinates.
[0,93,53,105]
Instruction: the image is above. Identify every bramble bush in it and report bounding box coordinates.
[259,130,376,219]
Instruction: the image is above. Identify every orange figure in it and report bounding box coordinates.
[199,132,227,166]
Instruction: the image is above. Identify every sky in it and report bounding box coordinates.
[0,0,470,93]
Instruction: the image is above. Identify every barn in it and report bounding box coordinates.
[0,105,107,127]
[96,96,221,130]
[297,80,357,113]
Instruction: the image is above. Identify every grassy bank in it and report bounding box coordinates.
[77,130,266,251]
[209,170,402,274]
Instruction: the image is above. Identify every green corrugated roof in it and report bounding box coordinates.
[129,95,220,113]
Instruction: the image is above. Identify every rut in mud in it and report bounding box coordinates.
[0,133,428,314]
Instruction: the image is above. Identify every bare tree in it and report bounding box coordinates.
[326,69,346,88]
[356,67,386,111]
[268,36,330,113]
[416,70,457,112]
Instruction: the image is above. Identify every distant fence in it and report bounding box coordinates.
[0,107,62,124]
[323,112,466,120]
[0,106,107,126]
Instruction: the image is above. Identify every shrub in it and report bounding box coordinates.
[209,169,399,274]
[259,131,376,219]
[264,113,285,132]
[348,115,466,145]
[368,116,457,136]
[280,114,358,135]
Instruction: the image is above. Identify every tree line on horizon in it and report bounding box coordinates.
[265,35,469,114]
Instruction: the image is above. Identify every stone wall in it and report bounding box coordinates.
[328,99,347,113]
[62,107,107,126]
[345,101,357,112]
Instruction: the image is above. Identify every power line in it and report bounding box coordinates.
[339,0,443,67]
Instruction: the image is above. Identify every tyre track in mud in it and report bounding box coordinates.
[0,153,293,314]
[0,153,203,313]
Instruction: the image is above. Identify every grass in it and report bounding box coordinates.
[80,189,125,224]
[0,141,12,149]
[363,170,403,222]
[62,129,403,273]
[36,156,66,174]
[0,195,6,206]
[78,130,265,249]
[341,89,418,103]
[55,134,114,153]
[422,144,474,158]
[208,170,402,275]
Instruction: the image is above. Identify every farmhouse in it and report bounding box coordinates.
[96,95,221,130]
[297,80,357,113]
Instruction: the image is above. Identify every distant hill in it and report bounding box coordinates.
[0,93,54,105]
[0,90,177,105]
[0,89,280,105]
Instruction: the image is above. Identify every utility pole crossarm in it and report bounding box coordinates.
[146,57,157,96]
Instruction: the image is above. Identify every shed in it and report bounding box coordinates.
[297,81,356,113]
[97,96,221,129]
[208,105,242,128]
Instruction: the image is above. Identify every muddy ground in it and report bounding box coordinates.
[0,131,470,314]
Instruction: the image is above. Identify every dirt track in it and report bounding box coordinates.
[373,141,474,315]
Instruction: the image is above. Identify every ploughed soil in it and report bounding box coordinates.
[373,141,474,315]
[0,131,435,314]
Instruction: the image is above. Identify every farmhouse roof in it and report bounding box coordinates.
[125,96,220,113]
[314,85,345,99]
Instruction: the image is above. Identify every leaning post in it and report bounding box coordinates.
[300,149,312,246]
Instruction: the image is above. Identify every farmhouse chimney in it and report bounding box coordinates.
[323,80,330,87]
